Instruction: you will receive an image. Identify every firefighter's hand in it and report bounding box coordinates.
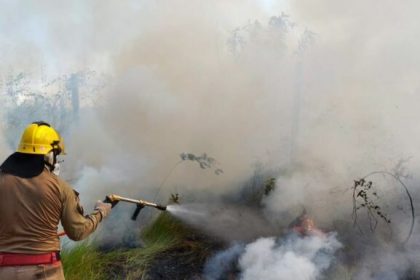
[104,195,119,208]
[94,200,112,219]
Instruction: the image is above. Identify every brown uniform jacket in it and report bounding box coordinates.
[0,168,102,254]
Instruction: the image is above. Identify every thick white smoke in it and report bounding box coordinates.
[2,0,420,277]
[239,234,341,280]
[203,243,245,279]
[203,233,342,280]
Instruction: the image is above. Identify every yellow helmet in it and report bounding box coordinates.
[17,121,65,155]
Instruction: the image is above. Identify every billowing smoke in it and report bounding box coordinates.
[203,233,342,280]
[2,0,420,278]
[203,243,244,279]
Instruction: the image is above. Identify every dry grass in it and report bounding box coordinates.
[62,212,216,279]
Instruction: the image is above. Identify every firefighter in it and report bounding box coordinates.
[0,121,112,279]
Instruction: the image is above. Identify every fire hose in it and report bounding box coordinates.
[58,194,167,237]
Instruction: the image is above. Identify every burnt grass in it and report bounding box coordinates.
[147,246,209,279]
[146,229,223,280]
[98,213,225,280]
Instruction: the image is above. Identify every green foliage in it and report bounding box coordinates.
[264,177,276,196]
[120,213,190,278]
[61,243,109,280]
[238,164,278,207]
[170,193,180,204]
[179,152,223,175]
[143,212,188,245]
[62,212,210,280]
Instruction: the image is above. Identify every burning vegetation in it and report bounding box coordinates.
[58,162,420,280]
[2,1,420,279]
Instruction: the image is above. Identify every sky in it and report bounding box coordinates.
[0,0,290,76]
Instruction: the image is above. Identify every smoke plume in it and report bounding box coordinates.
[2,0,420,278]
[203,233,342,280]
[203,243,245,280]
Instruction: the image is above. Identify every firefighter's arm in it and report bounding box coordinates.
[60,185,111,241]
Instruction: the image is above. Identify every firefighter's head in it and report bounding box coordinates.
[17,121,65,173]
